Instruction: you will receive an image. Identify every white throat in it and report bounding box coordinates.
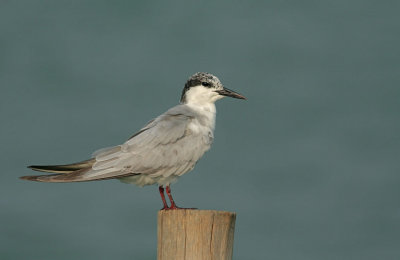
[182,86,223,106]
[182,86,221,131]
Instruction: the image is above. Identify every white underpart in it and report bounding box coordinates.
[82,85,223,187]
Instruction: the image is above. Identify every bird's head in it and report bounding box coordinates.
[180,72,246,105]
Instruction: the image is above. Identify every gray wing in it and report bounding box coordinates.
[22,105,212,183]
[84,106,211,180]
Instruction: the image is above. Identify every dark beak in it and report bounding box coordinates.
[216,87,246,100]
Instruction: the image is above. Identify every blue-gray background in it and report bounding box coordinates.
[1,1,399,259]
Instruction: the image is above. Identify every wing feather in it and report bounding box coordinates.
[86,106,211,180]
[23,104,212,183]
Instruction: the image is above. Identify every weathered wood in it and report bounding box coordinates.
[157,210,236,260]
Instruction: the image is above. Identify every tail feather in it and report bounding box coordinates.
[21,158,136,183]
[21,159,96,183]
[20,174,63,181]
[20,168,93,182]
[27,159,95,174]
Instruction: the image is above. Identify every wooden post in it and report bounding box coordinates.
[157,210,236,260]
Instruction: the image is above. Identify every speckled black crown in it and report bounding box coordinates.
[180,72,222,103]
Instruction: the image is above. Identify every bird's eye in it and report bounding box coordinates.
[201,82,211,87]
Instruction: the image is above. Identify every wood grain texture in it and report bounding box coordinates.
[158,210,236,260]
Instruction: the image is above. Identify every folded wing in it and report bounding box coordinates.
[22,106,211,183]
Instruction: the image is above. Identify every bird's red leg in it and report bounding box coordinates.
[159,186,169,210]
[165,185,197,210]
[165,185,180,209]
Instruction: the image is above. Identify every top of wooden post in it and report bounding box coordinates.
[157,210,236,260]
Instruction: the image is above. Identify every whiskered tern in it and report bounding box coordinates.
[21,72,246,209]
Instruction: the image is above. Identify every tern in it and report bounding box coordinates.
[21,72,246,209]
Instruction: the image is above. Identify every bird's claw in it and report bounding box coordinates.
[162,205,197,210]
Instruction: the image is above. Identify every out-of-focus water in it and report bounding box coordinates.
[1,1,399,259]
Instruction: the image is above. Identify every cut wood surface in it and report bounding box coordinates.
[158,210,236,260]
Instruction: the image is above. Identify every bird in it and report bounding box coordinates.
[21,72,246,210]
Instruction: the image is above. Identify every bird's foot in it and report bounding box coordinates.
[167,205,197,210]
[160,205,197,210]
[160,185,197,210]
